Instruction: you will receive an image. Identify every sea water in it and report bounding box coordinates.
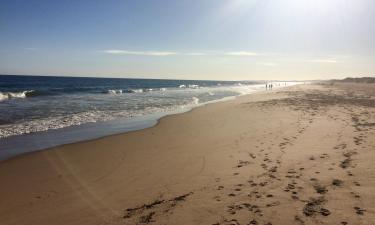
[0,75,297,159]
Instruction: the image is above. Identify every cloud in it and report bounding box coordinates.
[24,48,38,51]
[259,62,278,67]
[104,50,177,56]
[309,59,338,63]
[103,50,263,57]
[184,52,207,56]
[225,51,259,56]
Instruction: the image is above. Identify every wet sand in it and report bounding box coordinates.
[1,84,375,225]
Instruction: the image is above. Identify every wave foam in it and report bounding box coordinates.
[0,111,126,138]
[0,90,35,101]
[179,84,200,89]
[188,84,199,89]
[126,89,143,93]
[107,89,123,94]
[192,97,199,104]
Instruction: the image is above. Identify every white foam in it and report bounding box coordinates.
[127,89,144,93]
[0,110,130,138]
[107,89,123,94]
[0,92,8,101]
[0,90,34,101]
[188,84,199,89]
[192,96,199,104]
[0,102,194,139]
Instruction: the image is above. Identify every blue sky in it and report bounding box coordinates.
[0,0,374,80]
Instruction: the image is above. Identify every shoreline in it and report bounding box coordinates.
[1,83,374,225]
[0,84,280,161]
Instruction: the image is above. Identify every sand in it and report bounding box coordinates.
[1,84,375,225]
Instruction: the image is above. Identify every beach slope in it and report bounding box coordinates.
[1,84,375,225]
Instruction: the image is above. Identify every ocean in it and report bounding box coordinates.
[0,75,295,159]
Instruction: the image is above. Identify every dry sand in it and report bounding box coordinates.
[1,84,375,225]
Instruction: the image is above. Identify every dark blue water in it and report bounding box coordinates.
[0,75,249,97]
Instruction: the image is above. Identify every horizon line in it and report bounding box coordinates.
[0,73,338,82]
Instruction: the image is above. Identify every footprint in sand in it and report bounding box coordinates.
[284,183,295,192]
[350,191,361,199]
[248,180,258,187]
[237,160,250,168]
[313,184,328,194]
[332,179,344,187]
[340,158,352,169]
[266,201,280,207]
[303,197,331,217]
[354,206,366,215]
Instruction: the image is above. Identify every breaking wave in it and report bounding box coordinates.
[0,90,35,101]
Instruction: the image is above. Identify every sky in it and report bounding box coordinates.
[0,0,374,80]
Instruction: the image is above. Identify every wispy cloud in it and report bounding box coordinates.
[24,47,38,51]
[309,59,339,63]
[103,49,264,57]
[184,52,207,56]
[104,50,177,56]
[259,62,278,67]
[225,51,259,56]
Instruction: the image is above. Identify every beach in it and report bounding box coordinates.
[1,83,375,225]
